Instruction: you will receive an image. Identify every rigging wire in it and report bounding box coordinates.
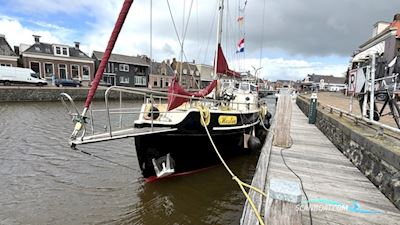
[259,0,267,71]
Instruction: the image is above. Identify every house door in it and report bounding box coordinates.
[109,76,116,86]
[59,64,67,79]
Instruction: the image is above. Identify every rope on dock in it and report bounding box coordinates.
[198,105,267,225]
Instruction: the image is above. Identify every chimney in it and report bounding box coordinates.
[0,34,5,39]
[74,41,80,49]
[33,35,41,43]
[14,46,20,55]
[192,59,196,64]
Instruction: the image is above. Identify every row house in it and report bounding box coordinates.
[21,35,94,86]
[170,58,200,89]
[196,64,214,88]
[302,74,346,92]
[148,60,174,90]
[0,34,18,67]
[92,51,150,87]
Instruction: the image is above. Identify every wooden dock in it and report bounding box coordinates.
[241,101,400,225]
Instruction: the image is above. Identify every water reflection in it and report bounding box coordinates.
[0,100,270,225]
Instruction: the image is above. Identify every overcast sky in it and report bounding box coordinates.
[0,0,399,81]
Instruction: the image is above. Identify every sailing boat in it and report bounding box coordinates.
[61,0,271,180]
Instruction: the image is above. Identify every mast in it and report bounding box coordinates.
[214,0,224,78]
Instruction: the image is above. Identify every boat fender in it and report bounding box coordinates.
[248,136,262,151]
[143,105,160,120]
[266,111,272,120]
[263,118,271,129]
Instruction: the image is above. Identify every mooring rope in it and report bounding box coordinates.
[198,105,267,225]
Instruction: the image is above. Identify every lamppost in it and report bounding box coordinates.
[251,65,263,85]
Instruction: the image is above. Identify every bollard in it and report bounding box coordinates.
[308,93,317,124]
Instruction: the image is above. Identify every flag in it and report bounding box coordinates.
[236,38,244,53]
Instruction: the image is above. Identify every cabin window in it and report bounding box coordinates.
[82,66,90,80]
[240,83,250,91]
[119,64,129,72]
[44,63,54,78]
[71,64,80,79]
[119,76,129,84]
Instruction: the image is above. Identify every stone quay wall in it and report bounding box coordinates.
[297,96,400,209]
[0,87,144,102]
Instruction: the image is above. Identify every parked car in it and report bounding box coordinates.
[55,79,82,87]
[0,66,47,86]
[90,80,112,87]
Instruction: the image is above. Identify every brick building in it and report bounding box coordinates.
[0,34,18,67]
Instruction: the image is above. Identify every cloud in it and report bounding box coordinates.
[1,0,397,80]
[237,57,347,81]
[0,17,62,47]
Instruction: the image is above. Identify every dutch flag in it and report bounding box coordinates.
[236,38,244,53]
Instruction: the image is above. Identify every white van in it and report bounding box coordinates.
[0,66,47,86]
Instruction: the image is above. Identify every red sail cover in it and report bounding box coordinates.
[167,44,238,110]
[167,78,217,111]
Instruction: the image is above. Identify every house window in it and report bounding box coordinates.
[165,81,169,87]
[54,45,69,56]
[183,69,187,74]
[34,46,40,52]
[195,71,200,76]
[119,64,129,72]
[30,61,41,77]
[45,48,51,53]
[82,66,90,80]
[71,65,80,79]
[0,63,12,67]
[190,70,194,75]
[119,76,129,84]
[44,63,54,78]
[153,80,158,86]
[59,64,67,79]
[134,76,147,86]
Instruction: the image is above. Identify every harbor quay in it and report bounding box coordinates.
[241,92,400,224]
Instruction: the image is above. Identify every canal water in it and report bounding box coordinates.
[0,99,275,225]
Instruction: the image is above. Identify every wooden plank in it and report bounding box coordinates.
[240,117,276,225]
[272,92,292,147]
[264,102,400,225]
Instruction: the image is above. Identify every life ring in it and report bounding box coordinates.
[143,104,160,120]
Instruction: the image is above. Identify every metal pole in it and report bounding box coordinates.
[362,66,369,117]
[370,54,376,122]
[213,0,224,99]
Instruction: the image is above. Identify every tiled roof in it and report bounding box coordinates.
[23,42,91,59]
[0,36,17,57]
[307,74,345,84]
[151,61,174,76]
[92,51,150,67]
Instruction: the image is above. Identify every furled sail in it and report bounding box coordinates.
[167,44,239,111]
[167,78,217,111]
